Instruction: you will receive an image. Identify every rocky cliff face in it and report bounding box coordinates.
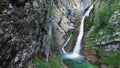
[52,0,91,45]
[0,0,91,68]
[2,0,119,68]
[0,0,54,67]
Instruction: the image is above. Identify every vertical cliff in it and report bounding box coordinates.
[0,0,91,68]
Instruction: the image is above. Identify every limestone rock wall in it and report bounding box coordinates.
[0,0,91,68]
[52,0,91,45]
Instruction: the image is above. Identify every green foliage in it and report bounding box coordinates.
[101,56,120,68]
[44,4,52,12]
[63,58,96,68]
[94,47,120,68]
[33,58,48,68]
[32,37,63,68]
[94,47,105,56]
[33,36,63,68]
[32,56,64,68]
[50,37,56,46]
[44,5,51,11]
[93,1,113,32]
[84,9,94,32]
[69,62,96,68]
[86,0,120,46]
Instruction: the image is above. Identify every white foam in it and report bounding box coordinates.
[63,53,84,59]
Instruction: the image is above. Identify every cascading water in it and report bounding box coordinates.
[61,4,93,59]
[72,4,94,55]
[62,34,72,54]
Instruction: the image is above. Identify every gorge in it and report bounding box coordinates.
[60,4,94,68]
[0,0,120,68]
[61,4,93,59]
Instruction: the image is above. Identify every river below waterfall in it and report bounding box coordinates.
[62,57,94,68]
[59,4,95,68]
[59,52,95,68]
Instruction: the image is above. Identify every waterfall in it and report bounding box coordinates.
[62,34,72,54]
[72,4,94,54]
[62,4,93,59]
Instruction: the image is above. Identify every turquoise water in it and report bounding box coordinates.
[64,59,95,68]
[60,53,95,68]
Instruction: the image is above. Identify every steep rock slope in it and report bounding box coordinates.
[0,0,91,68]
[85,0,120,68]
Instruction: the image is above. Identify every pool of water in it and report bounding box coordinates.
[59,53,95,68]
